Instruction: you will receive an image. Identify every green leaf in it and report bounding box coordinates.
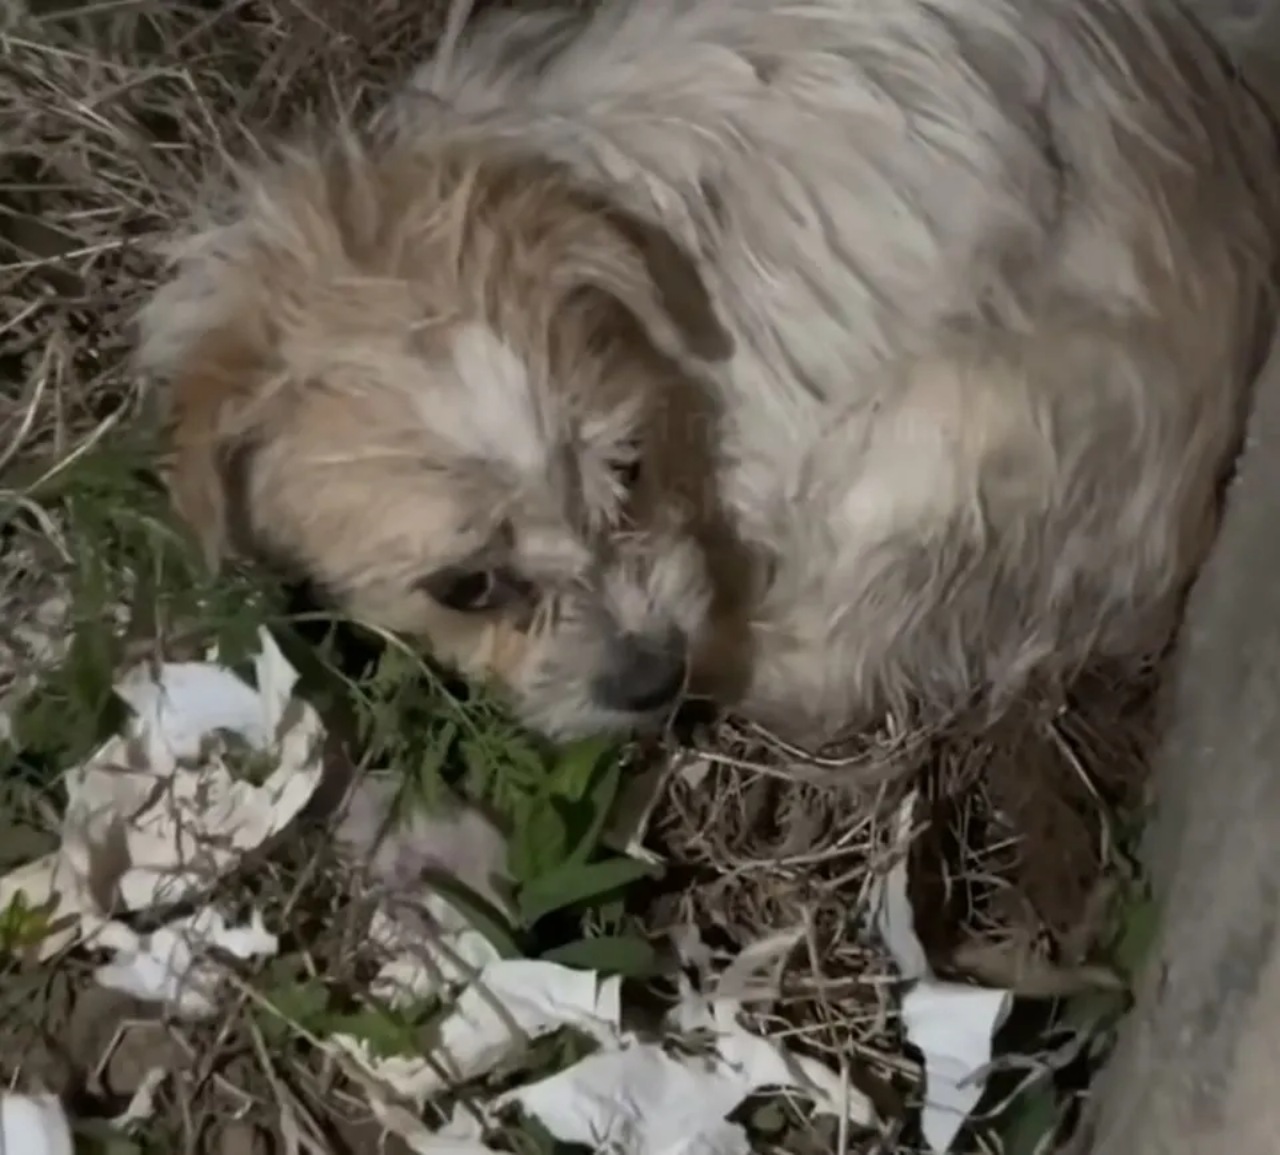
[71,1119,147,1155]
[999,1084,1061,1155]
[460,736,499,800]
[323,1001,433,1060]
[421,869,525,960]
[0,888,58,954]
[547,735,618,802]
[541,934,661,978]
[368,645,415,692]
[395,721,458,815]
[66,612,118,711]
[562,756,623,868]
[9,621,128,776]
[504,738,554,792]
[509,797,572,884]
[518,855,661,927]
[256,977,332,1045]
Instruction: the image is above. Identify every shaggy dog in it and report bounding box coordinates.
[139,0,1280,745]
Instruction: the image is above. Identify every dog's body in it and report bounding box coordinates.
[142,0,1280,743]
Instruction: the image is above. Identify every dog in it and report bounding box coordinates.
[139,0,1280,747]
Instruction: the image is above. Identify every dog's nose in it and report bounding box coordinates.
[594,630,688,714]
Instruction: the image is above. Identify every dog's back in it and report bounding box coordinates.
[395,0,1280,734]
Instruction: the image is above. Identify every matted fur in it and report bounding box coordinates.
[139,0,1280,744]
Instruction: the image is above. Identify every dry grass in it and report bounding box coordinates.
[637,663,1156,1152]
[0,3,1160,1152]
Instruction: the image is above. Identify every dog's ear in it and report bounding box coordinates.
[567,199,734,364]
[138,264,269,569]
[156,332,265,569]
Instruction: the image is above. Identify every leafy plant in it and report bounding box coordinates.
[2,442,278,783]
[518,856,659,929]
[0,889,58,955]
[342,645,662,966]
[255,973,333,1047]
[541,934,660,977]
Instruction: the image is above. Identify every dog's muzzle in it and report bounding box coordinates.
[591,627,688,714]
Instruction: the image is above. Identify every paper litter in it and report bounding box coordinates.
[0,628,326,960]
[874,791,1014,1153]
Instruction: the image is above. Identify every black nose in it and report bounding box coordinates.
[594,631,688,714]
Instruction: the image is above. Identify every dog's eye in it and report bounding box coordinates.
[611,457,641,489]
[415,566,530,613]
[417,568,495,612]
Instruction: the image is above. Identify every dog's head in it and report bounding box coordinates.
[139,134,743,738]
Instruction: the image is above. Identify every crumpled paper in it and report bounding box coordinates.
[64,629,326,914]
[0,1094,74,1155]
[363,898,504,1006]
[874,792,1013,1152]
[93,907,279,1019]
[331,957,623,1105]
[0,624,886,1155]
[0,629,326,959]
[500,973,871,1155]
[357,1097,503,1155]
[339,905,874,1155]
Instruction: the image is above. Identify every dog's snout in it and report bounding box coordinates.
[594,630,687,714]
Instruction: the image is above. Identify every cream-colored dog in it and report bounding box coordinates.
[139,0,1280,744]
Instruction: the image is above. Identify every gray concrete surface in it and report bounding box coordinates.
[1078,7,1280,1147]
[1084,331,1280,1153]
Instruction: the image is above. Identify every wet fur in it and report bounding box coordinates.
[140,0,1280,744]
